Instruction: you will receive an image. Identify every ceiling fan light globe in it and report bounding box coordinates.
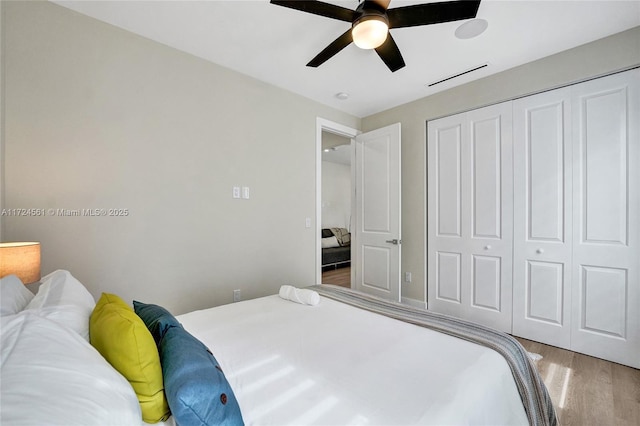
[352,18,388,49]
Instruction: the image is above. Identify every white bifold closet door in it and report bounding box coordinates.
[427,102,513,333]
[512,88,573,349]
[569,70,639,368]
[428,68,638,367]
[512,69,639,368]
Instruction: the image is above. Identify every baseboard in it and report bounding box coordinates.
[401,296,427,310]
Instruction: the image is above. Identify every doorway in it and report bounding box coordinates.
[315,119,403,302]
[315,118,359,286]
[321,132,352,288]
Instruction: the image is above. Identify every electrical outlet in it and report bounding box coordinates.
[232,187,241,199]
[405,272,412,283]
[233,289,241,302]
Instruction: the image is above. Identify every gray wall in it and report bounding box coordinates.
[321,161,351,230]
[1,1,360,314]
[363,26,640,304]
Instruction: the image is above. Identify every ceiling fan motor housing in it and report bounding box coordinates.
[352,9,389,29]
[353,0,389,25]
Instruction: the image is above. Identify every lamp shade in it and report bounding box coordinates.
[0,242,41,284]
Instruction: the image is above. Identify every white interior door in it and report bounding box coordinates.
[427,102,513,332]
[570,69,639,368]
[512,88,573,349]
[354,123,401,301]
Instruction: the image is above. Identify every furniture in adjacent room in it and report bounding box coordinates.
[321,228,351,269]
[427,68,639,368]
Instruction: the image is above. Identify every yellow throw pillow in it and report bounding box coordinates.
[90,293,169,423]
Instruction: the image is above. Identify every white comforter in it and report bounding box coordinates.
[178,294,528,425]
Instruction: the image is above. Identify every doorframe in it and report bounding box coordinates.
[315,118,360,284]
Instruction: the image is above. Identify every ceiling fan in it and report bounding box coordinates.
[271,0,481,72]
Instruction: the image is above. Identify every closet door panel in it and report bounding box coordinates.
[571,69,639,368]
[513,88,572,348]
[465,103,513,331]
[436,251,462,303]
[580,87,628,245]
[428,113,467,317]
[527,104,566,242]
[526,260,564,325]
[436,125,462,238]
[471,117,502,239]
[580,265,627,338]
[472,255,501,311]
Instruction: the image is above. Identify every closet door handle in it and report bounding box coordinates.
[536,248,544,254]
[484,245,491,250]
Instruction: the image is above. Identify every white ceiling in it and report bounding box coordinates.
[322,131,351,164]
[53,0,640,118]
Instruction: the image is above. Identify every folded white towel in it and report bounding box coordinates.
[278,285,320,306]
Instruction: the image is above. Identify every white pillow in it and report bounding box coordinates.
[24,270,95,340]
[1,312,142,426]
[0,274,34,316]
[321,236,340,248]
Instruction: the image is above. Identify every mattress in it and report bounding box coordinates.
[178,291,530,425]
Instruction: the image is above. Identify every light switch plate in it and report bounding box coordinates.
[242,186,250,199]
[232,186,241,198]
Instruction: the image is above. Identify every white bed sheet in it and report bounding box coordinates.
[178,294,528,425]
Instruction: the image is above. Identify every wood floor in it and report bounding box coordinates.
[319,269,640,425]
[516,337,640,426]
[321,265,351,288]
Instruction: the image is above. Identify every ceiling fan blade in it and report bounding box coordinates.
[270,1,353,22]
[375,33,405,72]
[307,29,354,68]
[387,0,481,28]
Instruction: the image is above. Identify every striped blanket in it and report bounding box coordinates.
[311,284,558,426]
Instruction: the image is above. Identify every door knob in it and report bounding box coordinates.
[536,248,544,254]
[386,239,401,245]
[484,245,491,250]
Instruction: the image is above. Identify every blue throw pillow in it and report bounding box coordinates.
[160,326,243,426]
[133,301,181,346]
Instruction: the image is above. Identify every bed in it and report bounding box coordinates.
[321,228,351,269]
[0,270,557,425]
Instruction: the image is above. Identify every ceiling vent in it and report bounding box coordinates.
[427,63,489,87]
